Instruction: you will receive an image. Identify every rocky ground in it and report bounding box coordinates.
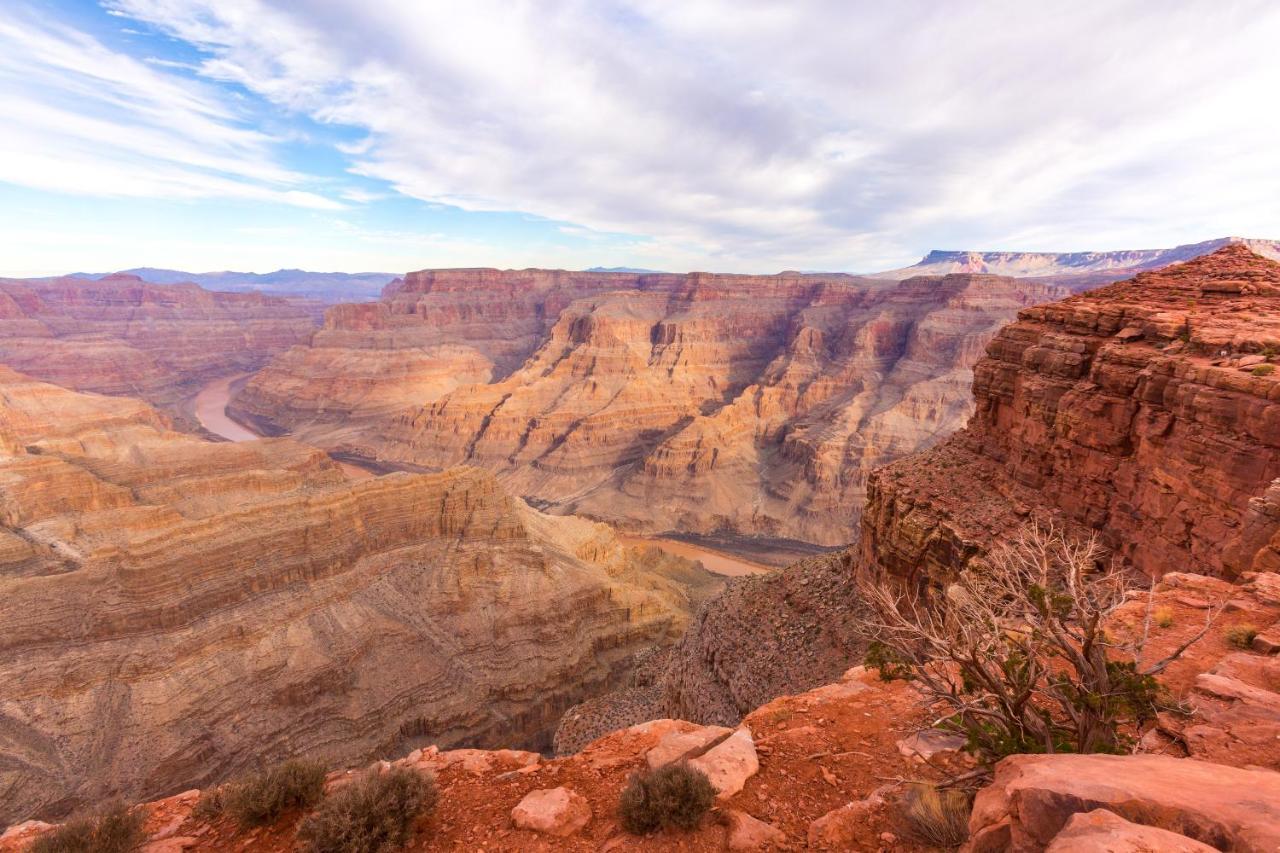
[4,565,1278,851]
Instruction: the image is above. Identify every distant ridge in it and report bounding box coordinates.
[584,266,665,274]
[873,236,1280,280]
[70,267,397,302]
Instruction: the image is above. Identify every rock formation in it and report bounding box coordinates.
[574,244,1280,744]
[876,235,1280,279]
[861,243,1280,585]
[0,274,319,412]
[0,368,718,824]
[234,267,1097,546]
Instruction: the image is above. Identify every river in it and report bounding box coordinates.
[192,375,772,575]
[192,374,373,480]
[620,536,772,577]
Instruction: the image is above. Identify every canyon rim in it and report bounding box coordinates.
[3,2,1280,851]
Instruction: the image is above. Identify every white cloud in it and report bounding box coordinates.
[103,0,1280,269]
[0,6,342,209]
[12,0,1280,272]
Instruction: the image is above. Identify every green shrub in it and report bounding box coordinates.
[618,763,715,834]
[1225,624,1259,649]
[902,784,970,848]
[30,800,145,853]
[222,759,328,828]
[864,640,910,682]
[298,768,435,853]
[1253,364,1276,377]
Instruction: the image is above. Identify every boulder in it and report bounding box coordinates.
[511,786,592,837]
[808,787,888,848]
[897,728,968,761]
[688,727,758,800]
[646,724,731,769]
[1045,809,1216,852]
[725,809,786,850]
[966,753,1280,852]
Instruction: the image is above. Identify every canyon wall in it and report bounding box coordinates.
[235,268,1095,546]
[0,369,717,823]
[570,245,1280,740]
[0,274,319,410]
[860,243,1280,585]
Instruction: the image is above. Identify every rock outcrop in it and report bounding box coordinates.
[861,243,1280,585]
[0,369,718,824]
[0,274,319,412]
[235,267,1096,546]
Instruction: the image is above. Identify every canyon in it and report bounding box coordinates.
[0,368,719,824]
[232,268,1103,550]
[3,242,1280,849]
[0,274,319,418]
[569,243,1280,755]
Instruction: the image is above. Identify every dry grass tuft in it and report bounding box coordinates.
[902,784,970,848]
[222,759,328,828]
[618,763,716,835]
[30,800,145,853]
[1224,623,1259,649]
[298,767,436,853]
[1154,606,1175,628]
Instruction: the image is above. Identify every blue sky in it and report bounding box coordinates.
[1,1,1278,277]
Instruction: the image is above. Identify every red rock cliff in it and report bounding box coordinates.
[861,244,1280,583]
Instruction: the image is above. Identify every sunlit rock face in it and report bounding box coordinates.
[0,368,717,824]
[236,267,1098,545]
[0,274,319,408]
[861,244,1280,585]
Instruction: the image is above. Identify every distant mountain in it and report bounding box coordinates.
[584,266,665,274]
[70,268,397,302]
[873,236,1280,280]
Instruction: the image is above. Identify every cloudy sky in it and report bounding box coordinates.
[1,0,1278,276]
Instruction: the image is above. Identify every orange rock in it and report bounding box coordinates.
[1044,809,1216,852]
[510,786,592,837]
[687,728,759,800]
[724,808,785,850]
[967,753,1280,851]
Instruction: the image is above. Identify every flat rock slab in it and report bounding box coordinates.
[688,727,758,800]
[966,753,1280,852]
[725,808,786,851]
[1046,809,1216,852]
[646,724,731,769]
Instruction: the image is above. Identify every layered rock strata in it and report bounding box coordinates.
[0,274,319,410]
[860,243,1280,584]
[0,368,717,823]
[235,267,1095,545]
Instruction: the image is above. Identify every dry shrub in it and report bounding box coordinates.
[222,759,327,827]
[30,800,145,853]
[858,522,1221,764]
[902,784,970,848]
[1224,623,1259,649]
[618,763,715,834]
[297,767,435,853]
[1154,606,1175,628]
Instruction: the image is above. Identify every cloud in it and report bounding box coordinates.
[0,5,342,209]
[19,1,1280,270]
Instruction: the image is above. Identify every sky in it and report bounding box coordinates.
[1,1,1278,277]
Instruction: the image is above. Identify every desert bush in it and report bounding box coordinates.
[297,767,435,853]
[864,639,910,681]
[618,763,716,834]
[1224,623,1259,649]
[1154,606,1175,628]
[191,786,225,822]
[30,800,145,853]
[857,523,1221,767]
[901,784,970,848]
[1253,364,1276,377]
[222,758,327,828]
